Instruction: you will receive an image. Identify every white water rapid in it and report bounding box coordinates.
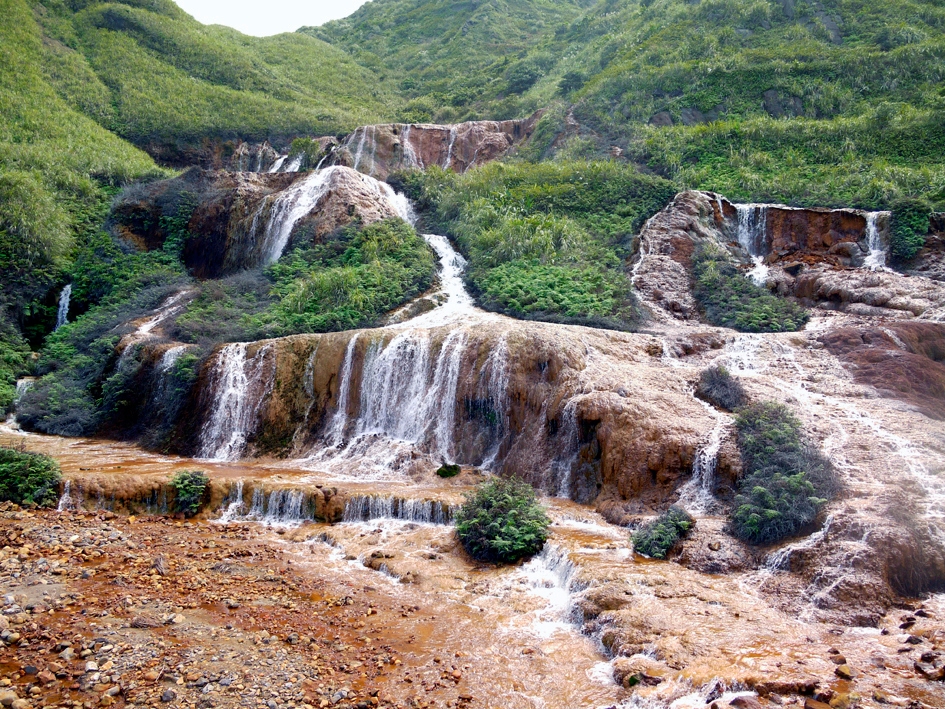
[735,204,771,286]
[55,284,72,330]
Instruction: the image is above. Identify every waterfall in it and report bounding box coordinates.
[268,155,288,173]
[215,483,314,527]
[258,167,413,265]
[395,234,475,328]
[863,211,890,271]
[342,495,454,525]
[354,329,468,454]
[352,127,368,172]
[260,169,335,264]
[443,126,458,169]
[217,480,245,523]
[402,125,424,169]
[326,334,359,446]
[285,155,303,173]
[55,284,72,330]
[676,397,730,515]
[13,379,34,407]
[517,544,584,636]
[57,480,81,512]
[137,291,190,336]
[552,401,581,498]
[158,345,188,373]
[735,204,770,286]
[199,343,274,461]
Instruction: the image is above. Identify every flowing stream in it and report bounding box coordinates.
[55,284,72,330]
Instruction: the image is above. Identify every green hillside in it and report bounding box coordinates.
[313,0,945,209]
[33,0,400,154]
[303,0,593,123]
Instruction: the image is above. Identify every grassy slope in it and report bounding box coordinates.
[314,0,945,209]
[0,0,163,410]
[303,0,592,123]
[33,0,400,149]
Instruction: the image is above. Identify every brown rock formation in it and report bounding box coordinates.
[112,167,406,278]
[820,321,945,419]
[331,114,542,180]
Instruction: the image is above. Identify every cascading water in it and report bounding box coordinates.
[57,480,81,512]
[259,167,413,265]
[285,155,303,173]
[55,284,72,330]
[402,125,423,169]
[552,401,580,498]
[199,343,274,461]
[216,480,246,523]
[735,204,770,286]
[342,495,453,525]
[676,397,730,515]
[268,155,288,173]
[443,126,458,169]
[863,211,890,271]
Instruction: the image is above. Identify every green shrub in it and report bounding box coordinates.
[697,365,747,411]
[692,245,809,333]
[169,470,209,517]
[436,464,461,478]
[631,506,694,559]
[454,477,550,564]
[890,198,932,264]
[731,402,836,544]
[0,446,62,507]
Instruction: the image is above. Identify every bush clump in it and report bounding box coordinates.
[890,198,931,264]
[454,477,550,564]
[692,245,809,333]
[0,446,62,507]
[631,506,695,559]
[169,470,209,517]
[731,402,837,545]
[697,365,748,411]
[435,463,461,478]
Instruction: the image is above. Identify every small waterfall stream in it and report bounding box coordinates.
[55,284,72,330]
[863,211,891,271]
[735,204,770,286]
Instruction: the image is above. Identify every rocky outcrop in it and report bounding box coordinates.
[112,166,407,278]
[820,322,945,420]
[331,114,542,180]
[632,190,945,322]
[158,322,716,508]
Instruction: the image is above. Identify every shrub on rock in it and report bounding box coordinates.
[731,402,837,544]
[455,477,550,564]
[169,470,209,517]
[890,197,931,264]
[697,365,747,411]
[631,506,695,559]
[0,446,61,507]
[436,463,461,478]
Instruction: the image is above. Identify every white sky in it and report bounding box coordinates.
[172,0,371,36]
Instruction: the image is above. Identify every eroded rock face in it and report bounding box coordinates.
[112,166,406,278]
[331,114,542,180]
[159,321,715,508]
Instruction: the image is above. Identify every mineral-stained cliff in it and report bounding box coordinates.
[329,115,541,180]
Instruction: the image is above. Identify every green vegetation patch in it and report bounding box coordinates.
[890,197,933,264]
[169,470,209,517]
[409,161,676,329]
[693,245,808,333]
[455,477,550,564]
[732,402,837,545]
[631,505,695,560]
[435,464,461,478]
[0,446,62,508]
